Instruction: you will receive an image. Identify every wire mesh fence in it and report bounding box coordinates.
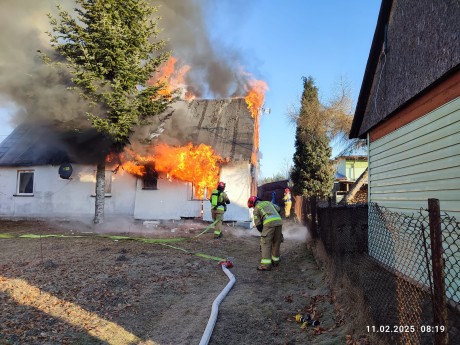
[312,200,460,345]
[440,212,460,308]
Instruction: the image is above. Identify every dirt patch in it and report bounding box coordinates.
[1,219,371,345]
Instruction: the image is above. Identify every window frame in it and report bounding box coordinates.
[104,170,112,195]
[16,170,34,196]
[191,183,209,201]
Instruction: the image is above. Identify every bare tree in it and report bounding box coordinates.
[279,157,293,180]
[287,75,366,155]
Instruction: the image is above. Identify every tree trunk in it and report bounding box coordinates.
[93,162,106,224]
[341,167,368,205]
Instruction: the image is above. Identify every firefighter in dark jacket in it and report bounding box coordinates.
[210,181,230,239]
[248,196,283,271]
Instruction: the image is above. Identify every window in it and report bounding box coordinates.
[191,184,209,200]
[142,166,158,190]
[104,171,112,195]
[93,170,112,196]
[17,170,34,195]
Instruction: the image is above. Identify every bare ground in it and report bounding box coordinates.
[0,218,375,345]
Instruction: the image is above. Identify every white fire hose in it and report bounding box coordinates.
[199,261,236,345]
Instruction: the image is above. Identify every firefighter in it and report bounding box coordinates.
[248,196,283,271]
[282,188,292,219]
[210,181,230,239]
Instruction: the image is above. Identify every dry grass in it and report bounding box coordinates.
[0,219,388,345]
[310,240,387,345]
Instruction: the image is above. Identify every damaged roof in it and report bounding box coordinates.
[0,98,255,166]
[148,98,254,161]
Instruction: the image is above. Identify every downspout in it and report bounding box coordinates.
[199,261,236,345]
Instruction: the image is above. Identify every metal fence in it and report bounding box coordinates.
[312,199,460,345]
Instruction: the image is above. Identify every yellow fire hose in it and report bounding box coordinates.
[0,216,225,261]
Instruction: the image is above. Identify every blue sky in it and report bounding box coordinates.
[0,0,381,180]
[220,0,381,179]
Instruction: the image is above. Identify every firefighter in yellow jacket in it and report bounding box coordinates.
[210,182,230,239]
[282,188,292,219]
[248,196,283,271]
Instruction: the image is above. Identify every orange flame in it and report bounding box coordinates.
[245,79,268,118]
[115,143,224,199]
[148,56,195,100]
[244,78,269,165]
[154,143,224,198]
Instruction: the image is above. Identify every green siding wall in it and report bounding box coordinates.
[368,97,460,302]
[369,97,460,219]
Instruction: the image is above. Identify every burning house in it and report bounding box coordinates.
[0,97,259,226]
[0,0,270,227]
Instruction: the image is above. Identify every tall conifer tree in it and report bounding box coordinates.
[44,0,174,223]
[291,77,334,198]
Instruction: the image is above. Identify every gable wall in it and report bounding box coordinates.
[212,161,252,224]
[345,161,368,181]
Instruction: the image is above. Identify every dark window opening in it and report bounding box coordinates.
[143,166,158,190]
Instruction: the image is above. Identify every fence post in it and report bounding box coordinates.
[311,196,317,239]
[428,198,448,345]
[330,197,335,253]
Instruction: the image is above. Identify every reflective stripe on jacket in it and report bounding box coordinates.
[253,201,282,227]
[283,193,292,203]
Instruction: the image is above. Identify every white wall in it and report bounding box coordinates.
[134,161,253,223]
[0,161,253,224]
[202,161,253,224]
[0,164,137,218]
[133,177,202,220]
[0,165,135,217]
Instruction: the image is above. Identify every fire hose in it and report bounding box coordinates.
[199,259,235,345]
[2,221,235,344]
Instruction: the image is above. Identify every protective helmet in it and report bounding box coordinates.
[217,181,226,190]
[285,188,290,193]
[247,196,258,208]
